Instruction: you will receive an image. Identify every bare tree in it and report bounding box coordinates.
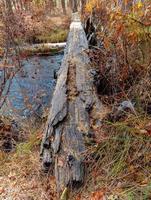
[81,0,86,14]
[71,0,78,12]
[61,0,66,14]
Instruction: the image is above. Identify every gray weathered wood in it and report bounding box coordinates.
[40,12,103,193]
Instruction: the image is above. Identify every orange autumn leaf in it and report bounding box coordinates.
[85,0,100,13]
[104,37,110,49]
[90,190,106,200]
[75,194,82,200]
[116,24,124,36]
[128,32,137,43]
[145,123,151,135]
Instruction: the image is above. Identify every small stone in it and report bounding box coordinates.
[118,101,135,113]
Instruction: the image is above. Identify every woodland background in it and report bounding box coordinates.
[0,0,151,200]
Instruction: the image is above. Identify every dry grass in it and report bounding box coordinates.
[0,131,57,200]
[71,113,151,200]
[35,29,68,43]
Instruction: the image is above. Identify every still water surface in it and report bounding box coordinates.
[1,54,63,121]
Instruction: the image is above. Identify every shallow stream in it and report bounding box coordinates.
[0,54,63,122]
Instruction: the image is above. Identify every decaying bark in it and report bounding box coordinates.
[40,13,103,193]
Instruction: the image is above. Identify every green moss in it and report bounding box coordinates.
[35,29,68,43]
[123,182,151,200]
[16,133,41,155]
[21,46,64,56]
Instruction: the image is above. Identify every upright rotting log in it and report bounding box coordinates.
[40,12,103,193]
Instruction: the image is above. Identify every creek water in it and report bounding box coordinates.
[0,53,63,122]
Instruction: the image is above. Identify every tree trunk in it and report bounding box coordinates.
[11,0,17,10]
[61,0,66,14]
[81,0,86,14]
[40,12,102,194]
[71,0,78,12]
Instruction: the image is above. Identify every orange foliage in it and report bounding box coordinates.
[84,0,151,97]
[90,189,106,200]
[85,0,100,13]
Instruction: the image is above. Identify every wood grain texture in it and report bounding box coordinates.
[40,12,102,193]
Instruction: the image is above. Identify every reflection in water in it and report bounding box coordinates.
[1,54,63,121]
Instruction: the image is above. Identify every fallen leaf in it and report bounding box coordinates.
[90,190,106,200]
[145,122,151,135]
[0,187,5,194]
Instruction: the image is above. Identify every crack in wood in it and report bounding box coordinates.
[40,12,103,194]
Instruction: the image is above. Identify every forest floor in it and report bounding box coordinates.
[0,7,151,200]
[0,126,58,200]
[0,106,151,200]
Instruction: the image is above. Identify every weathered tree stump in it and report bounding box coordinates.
[40,13,103,193]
